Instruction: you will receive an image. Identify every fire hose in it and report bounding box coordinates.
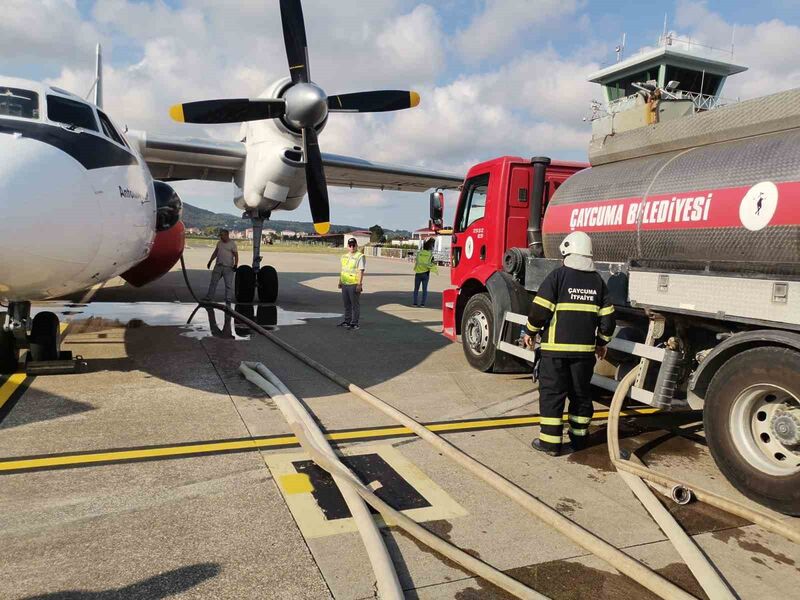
[239,361,548,599]
[608,366,800,547]
[237,361,404,600]
[607,366,737,600]
[179,257,695,600]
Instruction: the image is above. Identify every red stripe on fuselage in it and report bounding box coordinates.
[543,182,800,234]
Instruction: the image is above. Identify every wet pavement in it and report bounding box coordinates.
[1,248,798,599]
[33,301,339,340]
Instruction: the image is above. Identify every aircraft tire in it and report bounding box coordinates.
[235,265,256,303]
[257,267,279,303]
[234,304,255,337]
[29,312,60,362]
[0,327,19,374]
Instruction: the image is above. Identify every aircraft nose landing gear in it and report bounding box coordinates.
[1,302,82,375]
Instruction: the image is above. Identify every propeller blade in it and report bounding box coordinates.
[302,127,330,235]
[169,98,285,124]
[280,0,309,84]
[327,90,420,113]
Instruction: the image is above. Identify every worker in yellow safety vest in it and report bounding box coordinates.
[413,237,438,306]
[338,237,365,330]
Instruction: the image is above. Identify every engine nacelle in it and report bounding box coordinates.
[122,181,185,287]
[235,142,307,212]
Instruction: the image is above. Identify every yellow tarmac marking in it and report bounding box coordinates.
[0,374,28,413]
[0,408,661,474]
[266,444,468,539]
[0,323,71,416]
[280,473,315,495]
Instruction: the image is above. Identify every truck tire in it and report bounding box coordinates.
[461,293,496,372]
[705,347,800,516]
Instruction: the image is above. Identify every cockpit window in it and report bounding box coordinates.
[46,95,98,131]
[97,110,127,147]
[0,88,39,119]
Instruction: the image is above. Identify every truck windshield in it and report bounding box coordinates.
[456,174,489,231]
[0,87,39,119]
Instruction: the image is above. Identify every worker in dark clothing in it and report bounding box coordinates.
[522,231,616,456]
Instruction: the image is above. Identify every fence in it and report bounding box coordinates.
[363,246,451,266]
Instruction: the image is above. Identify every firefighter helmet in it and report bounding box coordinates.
[559,231,593,257]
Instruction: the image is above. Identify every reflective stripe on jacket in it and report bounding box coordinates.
[414,250,438,274]
[340,252,364,285]
[526,265,616,357]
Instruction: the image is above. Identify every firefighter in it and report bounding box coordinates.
[522,231,616,456]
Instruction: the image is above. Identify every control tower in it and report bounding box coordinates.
[589,35,747,114]
[582,34,794,166]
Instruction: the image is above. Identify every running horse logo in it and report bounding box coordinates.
[755,192,765,215]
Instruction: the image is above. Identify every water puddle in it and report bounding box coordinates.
[33,302,339,340]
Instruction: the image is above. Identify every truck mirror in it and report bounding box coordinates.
[429,191,444,228]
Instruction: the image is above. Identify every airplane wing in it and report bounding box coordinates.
[322,153,463,191]
[126,130,246,183]
[126,131,463,190]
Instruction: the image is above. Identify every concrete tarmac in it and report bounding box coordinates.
[1,247,798,599]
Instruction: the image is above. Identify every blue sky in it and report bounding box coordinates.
[4,1,800,230]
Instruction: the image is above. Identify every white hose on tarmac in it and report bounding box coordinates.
[241,361,548,600]
[605,373,737,600]
[223,318,694,600]
[608,367,800,547]
[238,362,404,600]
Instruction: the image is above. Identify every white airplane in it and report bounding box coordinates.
[0,0,461,374]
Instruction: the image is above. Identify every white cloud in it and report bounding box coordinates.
[454,0,579,63]
[0,0,101,63]
[376,5,446,83]
[675,1,800,100]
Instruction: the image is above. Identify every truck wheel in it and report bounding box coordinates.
[0,328,19,374]
[705,347,800,515]
[461,293,496,372]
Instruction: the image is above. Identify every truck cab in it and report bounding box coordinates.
[441,156,586,371]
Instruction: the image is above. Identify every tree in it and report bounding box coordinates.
[369,224,386,243]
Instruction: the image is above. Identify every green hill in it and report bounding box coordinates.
[181,203,411,237]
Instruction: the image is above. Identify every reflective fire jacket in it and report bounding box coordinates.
[526,265,616,357]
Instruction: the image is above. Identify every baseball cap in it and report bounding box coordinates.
[347,237,357,246]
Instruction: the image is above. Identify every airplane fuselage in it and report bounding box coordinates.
[0,78,156,301]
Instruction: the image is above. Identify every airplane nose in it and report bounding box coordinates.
[0,132,102,300]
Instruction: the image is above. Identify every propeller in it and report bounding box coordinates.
[168,0,421,235]
[169,98,285,124]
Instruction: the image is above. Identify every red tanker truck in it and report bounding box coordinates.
[437,83,800,515]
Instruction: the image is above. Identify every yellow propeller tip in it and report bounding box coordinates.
[169,104,185,122]
[410,91,421,108]
[314,222,330,235]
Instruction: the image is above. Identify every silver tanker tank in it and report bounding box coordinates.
[542,87,800,271]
